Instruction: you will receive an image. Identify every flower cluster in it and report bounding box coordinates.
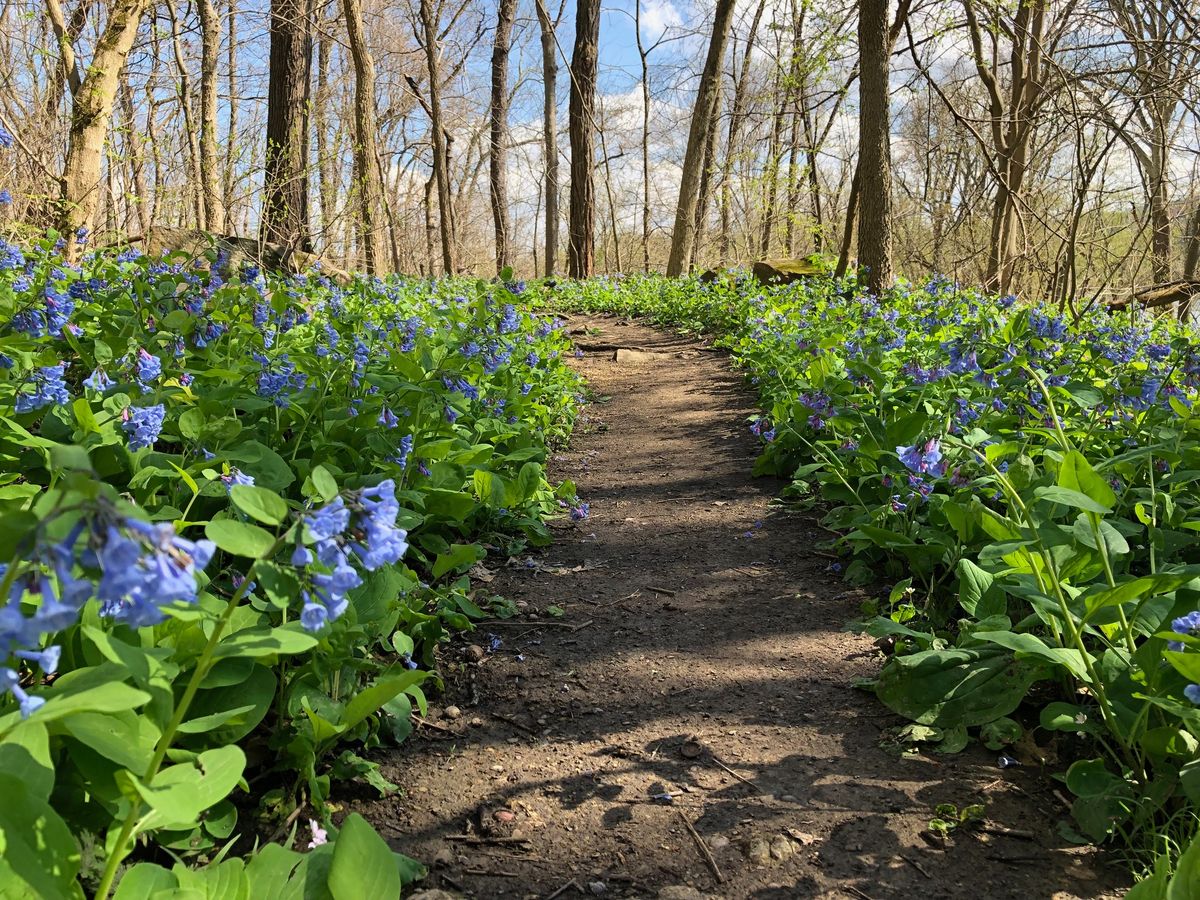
[294,481,409,632]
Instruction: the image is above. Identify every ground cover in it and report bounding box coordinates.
[0,235,583,896]
[557,272,1200,883]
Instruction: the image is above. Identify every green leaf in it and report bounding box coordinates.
[310,465,339,503]
[205,519,277,558]
[339,672,428,735]
[0,721,53,802]
[875,646,1048,728]
[231,484,288,526]
[0,678,151,738]
[112,863,179,898]
[1033,485,1111,514]
[973,631,1091,682]
[213,626,318,660]
[1170,827,1200,900]
[244,844,308,900]
[1057,450,1117,511]
[135,745,246,832]
[256,562,301,610]
[1065,758,1129,799]
[956,558,1003,619]
[0,773,82,899]
[432,543,485,579]
[327,814,402,900]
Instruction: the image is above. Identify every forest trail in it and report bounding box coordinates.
[363,316,1125,900]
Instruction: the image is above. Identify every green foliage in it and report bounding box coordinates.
[0,239,582,895]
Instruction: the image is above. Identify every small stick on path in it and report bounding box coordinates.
[413,715,456,734]
[491,711,537,734]
[677,809,725,884]
[545,878,580,899]
[846,887,878,900]
[710,755,761,792]
[900,853,931,879]
[445,835,532,846]
[646,586,676,596]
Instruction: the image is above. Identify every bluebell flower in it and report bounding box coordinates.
[378,407,399,429]
[221,468,255,493]
[353,480,408,570]
[97,519,216,626]
[445,406,459,424]
[1,667,45,718]
[393,433,414,470]
[84,367,113,392]
[0,189,11,204]
[897,438,946,477]
[15,646,60,673]
[1186,684,1200,706]
[1169,610,1200,652]
[570,502,590,521]
[15,363,70,412]
[122,404,166,450]
[0,126,12,148]
[498,304,520,334]
[135,349,162,387]
[305,496,351,542]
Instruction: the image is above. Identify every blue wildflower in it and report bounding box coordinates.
[15,363,70,412]
[122,404,166,451]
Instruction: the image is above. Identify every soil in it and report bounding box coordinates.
[359,315,1129,900]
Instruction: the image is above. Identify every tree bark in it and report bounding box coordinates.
[856,0,893,294]
[199,0,224,231]
[489,0,517,273]
[166,0,204,228]
[419,0,456,273]
[568,0,600,278]
[261,0,314,250]
[718,0,766,263]
[223,0,239,227]
[57,0,151,254]
[535,0,559,277]
[666,0,736,276]
[342,0,386,272]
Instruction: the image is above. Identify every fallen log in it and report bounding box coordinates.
[100,227,352,284]
[1107,279,1200,311]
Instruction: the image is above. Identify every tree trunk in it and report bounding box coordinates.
[691,85,721,270]
[261,0,313,250]
[535,0,559,277]
[636,0,652,272]
[568,0,600,278]
[856,0,893,294]
[717,0,766,264]
[224,0,239,226]
[342,0,386,272]
[420,0,455,273]
[489,0,517,273]
[57,0,150,254]
[199,0,224,231]
[166,0,204,228]
[666,0,736,276]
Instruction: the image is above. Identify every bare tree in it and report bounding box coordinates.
[418,0,456,273]
[666,0,736,276]
[261,0,314,250]
[54,0,151,252]
[857,0,893,294]
[489,0,517,273]
[342,0,387,271]
[568,0,600,278]
[534,0,560,276]
[199,0,224,231]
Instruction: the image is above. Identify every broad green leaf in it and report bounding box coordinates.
[0,774,82,899]
[432,543,485,579]
[339,672,427,735]
[1057,450,1117,511]
[231,484,288,526]
[205,519,277,558]
[213,626,318,660]
[327,814,402,900]
[875,646,1048,728]
[112,863,179,899]
[1033,485,1110,514]
[973,631,1091,682]
[135,745,246,832]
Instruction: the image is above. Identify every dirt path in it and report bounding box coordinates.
[363,316,1125,900]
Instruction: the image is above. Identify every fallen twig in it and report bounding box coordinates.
[846,887,878,900]
[491,711,537,734]
[677,809,725,884]
[445,835,532,846]
[478,619,593,630]
[900,853,931,879]
[464,867,520,877]
[710,755,762,792]
[981,824,1035,841]
[646,586,676,596]
[545,878,580,899]
[413,715,456,734]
